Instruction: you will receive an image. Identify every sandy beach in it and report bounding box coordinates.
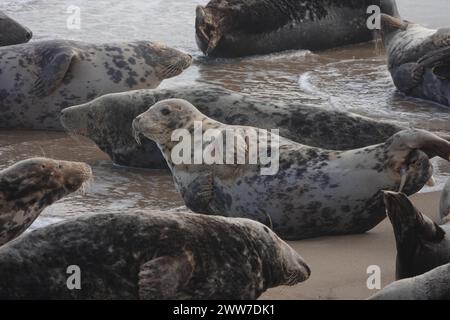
[262,191,442,300]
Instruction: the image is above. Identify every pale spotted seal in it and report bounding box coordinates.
[383,191,450,280]
[61,85,403,169]
[369,263,450,300]
[0,211,310,299]
[380,14,450,107]
[0,40,192,130]
[196,0,400,57]
[0,11,32,47]
[132,99,450,240]
[440,179,450,222]
[0,158,92,246]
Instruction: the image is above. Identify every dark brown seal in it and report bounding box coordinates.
[0,211,310,299]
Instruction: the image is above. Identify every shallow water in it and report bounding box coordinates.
[0,0,449,229]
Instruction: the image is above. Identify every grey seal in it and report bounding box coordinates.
[0,11,32,47]
[61,85,403,169]
[196,0,400,57]
[132,99,450,240]
[0,211,310,299]
[369,263,450,300]
[0,40,192,130]
[381,14,450,107]
[0,158,92,246]
[383,191,450,280]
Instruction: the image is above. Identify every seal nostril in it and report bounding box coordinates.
[26,31,32,40]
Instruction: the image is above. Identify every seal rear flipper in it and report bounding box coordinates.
[138,252,195,300]
[31,47,77,97]
[195,6,224,55]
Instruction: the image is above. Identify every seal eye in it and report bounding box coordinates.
[41,165,46,169]
[160,108,171,116]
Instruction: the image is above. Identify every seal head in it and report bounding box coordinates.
[0,158,92,246]
[0,11,32,47]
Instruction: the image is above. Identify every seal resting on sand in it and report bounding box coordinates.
[383,191,450,280]
[0,158,92,246]
[0,40,192,130]
[132,99,450,240]
[0,211,310,299]
[60,86,403,169]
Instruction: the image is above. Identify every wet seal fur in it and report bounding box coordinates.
[0,40,192,130]
[381,14,450,107]
[196,0,400,57]
[61,85,404,169]
[369,263,450,300]
[440,179,450,223]
[132,99,450,240]
[0,211,310,299]
[0,158,92,246]
[383,191,450,280]
[0,11,32,47]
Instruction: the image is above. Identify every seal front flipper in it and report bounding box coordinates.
[418,46,450,80]
[392,63,425,93]
[31,46,77,97]
[182,173,214,213]
[138,252,194,300]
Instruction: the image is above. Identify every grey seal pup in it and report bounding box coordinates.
[132,99,450,240]
[0,40,192,130]
[383,191,450,280]
[196,0,400,57]
[0,211,310,299]
[61,85,403,169]
[369,263,450,300]
[0,158,92,246]
[0,11,32,47]
[381,14,450,107]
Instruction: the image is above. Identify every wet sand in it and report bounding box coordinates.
[261,191,442,300]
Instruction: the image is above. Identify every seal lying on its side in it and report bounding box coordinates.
[0,11,32,47]
[61,86,403,169]
[132,99,450,240]
[0,158,92,246]
[0,40,192,130]
[383,191,450,280]
[369,263,450,300]
[381,14,450,107]
[196,0,400,57]
[440,179,450,223]
[0,212,310,299]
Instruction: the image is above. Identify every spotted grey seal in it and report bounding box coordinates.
[440,179,450,223]
[132,99,450,240]
[61,85,403,169]
[369,263,450,300]
[0,40,192,130]
[0,158,92,246]
[0,11,32,47]
[0,211,310,299]
[381,14,450,107]
[383,191,450,280]
[196,0,400,57]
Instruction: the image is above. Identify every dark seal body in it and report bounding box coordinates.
[369,263,450,300]
[381,14,450,107]
[383,191,450,280]
[0,11,32,47]
[61,86,402,169]
[0,158,92,246]
[0,40,192,130]
[133,99,450,240]
[0,212,310,300]
[196,0,400,57]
